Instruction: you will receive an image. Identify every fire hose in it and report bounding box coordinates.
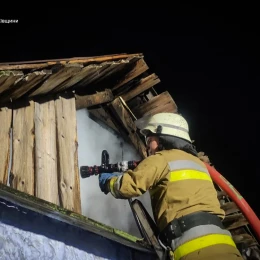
[205,164,260,241]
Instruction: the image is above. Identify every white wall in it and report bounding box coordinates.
[76,109,154,237]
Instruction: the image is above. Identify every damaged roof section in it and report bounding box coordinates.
[0,53,177,118]
[0,54,145,103]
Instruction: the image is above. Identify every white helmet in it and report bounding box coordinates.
[135,112,191,143]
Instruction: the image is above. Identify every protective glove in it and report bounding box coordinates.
[99,173,118,194]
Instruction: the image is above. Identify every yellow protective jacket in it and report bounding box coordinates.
[108,149,225,231]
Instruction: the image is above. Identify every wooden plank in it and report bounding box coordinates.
[109,97,147,159]
[221,201,239,215]
[9,70,52,100]
[0,75,7,85]
[74,63,110,88]
[55,94,81,214]
[222,213,248,230]
[0,70,24,95]
[232,233,258,246]
[75,89,114,110]
[35,100,59,205]
[120,74,160,102]
[87,61,127,85]
[132,91,178,118]
[0,107,12,184]
[29,64,83,97]
[0,183,153,254]
[0,53,143,70]
[88,107,120,134]
[51,64,99,92]
[0,70,52,104]
[10,101,35,195]
[112,59,149,91]
[91,57,139,87]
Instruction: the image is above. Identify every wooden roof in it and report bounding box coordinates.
[0,53,143,103]
[0,53,175,110]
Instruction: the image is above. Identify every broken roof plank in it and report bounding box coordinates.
[50,64,99,93]
[120,73,161,102]
[222,213,249,230]
[132,91,178,118]
[1,70,52,104]
[75,89,114,110]
[0,53,143,70]
[108,97,147,159]
[90,58,138,86]
[112,59,149,92]
[0,70,24,95]
[75,61,128,89]
[29,64,83,97]
[73,63,111,89]
[0,183,154,254]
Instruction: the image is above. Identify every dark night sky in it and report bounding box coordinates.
[1,5,259,216]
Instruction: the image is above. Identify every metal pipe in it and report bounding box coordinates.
[205,163,260,242]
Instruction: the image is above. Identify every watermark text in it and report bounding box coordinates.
[0,19,19,24]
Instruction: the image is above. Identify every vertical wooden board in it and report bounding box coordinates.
[35,100,59,205]
[0,107,12,184]
[55,95,81,214]
[11,101,34,195]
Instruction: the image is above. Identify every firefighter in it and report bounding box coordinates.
[98,112,243,260]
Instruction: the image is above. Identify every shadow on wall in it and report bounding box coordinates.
[76,109,154,238]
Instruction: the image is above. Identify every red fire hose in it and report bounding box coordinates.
[205,163,260,242]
